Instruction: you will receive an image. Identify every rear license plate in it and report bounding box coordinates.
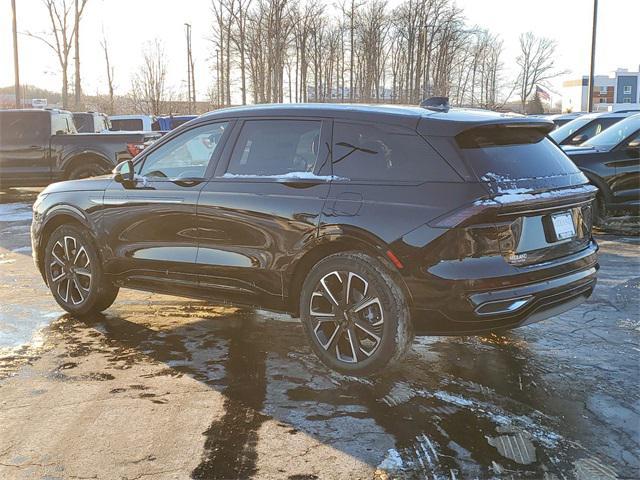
[551,212,575,240]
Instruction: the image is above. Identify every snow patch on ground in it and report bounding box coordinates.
[0,203,33,222]
[377,448,404,471]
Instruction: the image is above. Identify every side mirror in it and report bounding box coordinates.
[55,130,65,135]
[113,159,134,184]
[570,134,587,145]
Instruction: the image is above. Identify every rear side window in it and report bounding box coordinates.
[111,119,143,131]
[0,112,49,144]
[226,120,322,176]
[332,121,454,182]
[455,125,580,179]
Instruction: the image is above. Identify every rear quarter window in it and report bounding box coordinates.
[332,121,459,182]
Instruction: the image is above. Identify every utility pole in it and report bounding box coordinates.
[184,23,192,114]
[587,0,598,112]
[11,0,21,108]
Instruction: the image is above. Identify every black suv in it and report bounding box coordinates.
[31,104,598,375]
[563,113,640,225]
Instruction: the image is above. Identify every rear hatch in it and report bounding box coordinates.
[424,122,596,266]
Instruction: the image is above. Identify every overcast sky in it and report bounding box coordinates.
[1,0,638,103]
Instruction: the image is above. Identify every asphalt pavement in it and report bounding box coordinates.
[0,188,638,479]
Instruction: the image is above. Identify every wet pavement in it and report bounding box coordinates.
[0,188,638,479]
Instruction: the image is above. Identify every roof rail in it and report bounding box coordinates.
[420,96,450,113]
[614,109,640,114]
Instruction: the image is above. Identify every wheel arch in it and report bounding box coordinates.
[62,152,113,179]
[36,207,100,281]
[580,169,610,203]
[285,230,412,316]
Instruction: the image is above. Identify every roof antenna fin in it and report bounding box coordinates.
[420,96,450,112]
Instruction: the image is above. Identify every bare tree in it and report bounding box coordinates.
[27,0,86,108]
[130,39,168,115]
[100,31,115,114]
[516,32,563,112]
[73,0,88,109]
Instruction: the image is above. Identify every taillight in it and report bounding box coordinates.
[126,143,145,157]
[428,200,498,228]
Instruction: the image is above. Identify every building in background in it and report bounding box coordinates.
[562,68,640,113]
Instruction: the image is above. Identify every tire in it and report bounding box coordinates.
[67,161,108,180]
[44,224,119,316]
[300,252,414,376]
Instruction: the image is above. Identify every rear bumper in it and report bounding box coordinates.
[410,241,598,335]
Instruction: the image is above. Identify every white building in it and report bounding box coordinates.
[561,68,640,113]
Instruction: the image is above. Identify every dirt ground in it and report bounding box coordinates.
[0,188,638,479]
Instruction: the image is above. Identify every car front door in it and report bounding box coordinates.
[0,111,50,186]
[101,121,231,294]
[196,117,332,310]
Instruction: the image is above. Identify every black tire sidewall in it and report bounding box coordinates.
[300,252,412,376]
[44,224,112,316]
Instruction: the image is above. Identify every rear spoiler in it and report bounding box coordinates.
[418,113,555,137]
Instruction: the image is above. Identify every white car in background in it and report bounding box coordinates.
[109,114,159,132]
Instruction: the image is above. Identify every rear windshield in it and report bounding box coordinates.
[111,119,143,131]
[455,126,580,180]
[73,113,93,132]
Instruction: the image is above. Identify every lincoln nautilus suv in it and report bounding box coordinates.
[31,102,599,375]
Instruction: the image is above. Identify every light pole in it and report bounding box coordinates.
[587,0,598,112]
[11,0,21,108]
[185,23,192,114]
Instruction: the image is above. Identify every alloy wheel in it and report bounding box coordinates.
[48,235,93,305]
[309,271,384,364]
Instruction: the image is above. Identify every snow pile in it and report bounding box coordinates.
[222,171,347,181]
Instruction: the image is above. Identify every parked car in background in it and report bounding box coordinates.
[550,110,640,146]
[30,103,598,375]
[157,115,198,131]
[546,112,585,128]
[0,109,161,188]
[563,113,640,226]
[73,111,111,133]
[109,114,160,132]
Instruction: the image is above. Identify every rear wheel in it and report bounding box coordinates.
[300,252,413,376]
[44,225,119,316]
[67,161,108,180]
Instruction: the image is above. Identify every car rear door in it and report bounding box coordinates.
[0,111,51,187]
[100,121,231,293]
[196,117,332,310]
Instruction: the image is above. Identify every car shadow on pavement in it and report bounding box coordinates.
[40,302,627,479]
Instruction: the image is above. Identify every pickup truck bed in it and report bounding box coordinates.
[0,109,160,188]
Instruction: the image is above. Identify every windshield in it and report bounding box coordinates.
[549,115,594,142]
[585,114,640,150]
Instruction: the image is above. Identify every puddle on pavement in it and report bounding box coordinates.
[22,302,629,479]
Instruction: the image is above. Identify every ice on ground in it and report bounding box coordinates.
[0,203,33,222]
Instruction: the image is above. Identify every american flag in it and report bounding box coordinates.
[535,85,551,103]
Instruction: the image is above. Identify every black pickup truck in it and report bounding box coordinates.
[0,109,160,188]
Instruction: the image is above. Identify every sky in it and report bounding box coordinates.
[0,0,638,104]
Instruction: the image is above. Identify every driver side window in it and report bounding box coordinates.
[139,122,228,179]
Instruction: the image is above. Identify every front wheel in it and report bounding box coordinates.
[67,162,108,180]
[44,224,119,316]
[300,252,414,376]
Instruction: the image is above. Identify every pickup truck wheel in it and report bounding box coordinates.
[44,224,119,316]
[68,162,108,180]
[300,252,414,377]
